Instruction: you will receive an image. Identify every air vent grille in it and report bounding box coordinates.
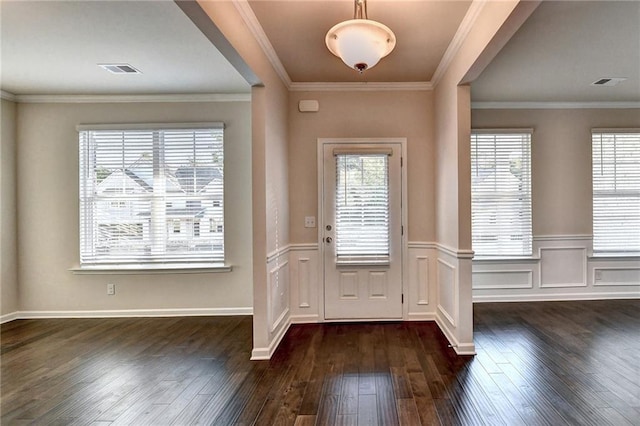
[98,64,141,74]
[591,77,626,87]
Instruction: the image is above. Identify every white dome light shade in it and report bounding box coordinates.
[326,19,396,72]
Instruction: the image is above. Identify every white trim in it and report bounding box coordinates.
[473,292,640,303]
[0,312,20,324]
[436,258,457,327]
[593,266,640,287]
[472,128,533,135]
[472,101,640,110]
[251,318,291,360]
[1,90,17,101]
[408,241,438,250]
[289,243,319,252]
[592,128,640,133]
[406,312,437,321]
[289,82,432,92]
[431,0,487,86]
[539,246,588,288]
[534,234,592,241]
[290,314,321,324]
[232,0,292,88]
[11,307,253,320]
[76,122,224,132]
[437,243,474,259]
[70,264,232,275]
[267,244,291,263]
[472,269,533,290]
[12,93,251,104]
[435,314,476,355]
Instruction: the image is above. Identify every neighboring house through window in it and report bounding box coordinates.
[471,130,533,257]
[79,123,224,267]
[592,130,640,255]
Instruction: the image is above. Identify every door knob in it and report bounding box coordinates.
[325,237,332,243]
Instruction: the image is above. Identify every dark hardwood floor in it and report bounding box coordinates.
[2,299,639,425]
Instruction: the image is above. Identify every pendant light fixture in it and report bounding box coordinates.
[325,0,396,73]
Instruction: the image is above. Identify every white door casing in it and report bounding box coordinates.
[319,139,405,320]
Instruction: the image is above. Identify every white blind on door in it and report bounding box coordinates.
[335,154,389,261]
[592,130,640,254]
[471,131,532,257]
[79,125,224,267]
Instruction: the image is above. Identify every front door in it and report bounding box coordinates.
[322,142,403,319]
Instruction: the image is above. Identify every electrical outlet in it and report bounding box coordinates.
[594,270,602,281]
[107,283,116,295]
[304,216,316,228]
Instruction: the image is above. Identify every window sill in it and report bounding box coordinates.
[69,264,233,275]
[473,256,540,263]
[588,254,640,261]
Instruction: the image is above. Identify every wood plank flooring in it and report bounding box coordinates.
[2,299,639,425]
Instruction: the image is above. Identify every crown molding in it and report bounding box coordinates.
[290,81,433,92]
[233,0,292,88]
[1,90,17,101]
[431,0,487,86]
[10,93,251,104]
[472,101,640,110]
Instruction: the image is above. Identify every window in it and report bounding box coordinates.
[335,153,390,263]
[471,130,532,257]
[592,130,640,254]
[79,124,224,267]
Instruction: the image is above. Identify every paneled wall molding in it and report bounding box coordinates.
[408,241,438,250]
[472,101,640,110]
[436,259,458,327]
[437,243,474,259]
[473,234,639,302]
[289,243,319,251]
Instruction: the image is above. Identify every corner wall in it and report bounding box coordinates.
[471,108,640,301]
[1,99,19,320]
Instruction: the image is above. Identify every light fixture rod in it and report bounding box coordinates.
[354,0,368,20]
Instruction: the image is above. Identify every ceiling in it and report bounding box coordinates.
[1,0,638,103]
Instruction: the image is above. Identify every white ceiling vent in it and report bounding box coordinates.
[591,77,626,87]
[98,63,141,74]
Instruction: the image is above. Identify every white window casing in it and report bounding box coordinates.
[592,130,640,255]
[78,123,224,268]
[471,130,533,258]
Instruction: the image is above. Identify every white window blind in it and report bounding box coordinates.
[471,131,532,257]
[335,154,389,262]
[79,125,224,267]
[592,130,640,254]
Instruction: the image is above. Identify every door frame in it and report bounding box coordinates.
[317,138,409,322]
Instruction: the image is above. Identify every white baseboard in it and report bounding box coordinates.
[435,313,476,356]
[290,314,321,324]
[251,317,291,360]
[473,292,640,303]
[3,307,253,321]
[0,312,20,324]
[406,312,437,321]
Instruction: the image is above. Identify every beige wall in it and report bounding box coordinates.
[288,90,435,244]
[1,99,19,317]
[15,101,253,312]
[472,108,640,236]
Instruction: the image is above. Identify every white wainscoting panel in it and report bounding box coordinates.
[437,258,457,327]
[267,255,290,333]
[407,244,437,319]
[473,235,640,302]
[289,245,320,322]
[539,247,587,288]
[473,269,533,290]
[593,267,640,287]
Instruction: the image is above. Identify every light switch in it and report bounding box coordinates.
[304,216,316,228]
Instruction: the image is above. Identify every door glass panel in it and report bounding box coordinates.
[335,154,389,264]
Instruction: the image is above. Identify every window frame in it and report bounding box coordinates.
[591,129,640,256]
[76,122,229,272]
[471,129,533,259]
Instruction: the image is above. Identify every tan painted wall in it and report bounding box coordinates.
[1,99,19,317]
[471,108,640,236]
[288,90,435,244]
[16,101,253,312]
